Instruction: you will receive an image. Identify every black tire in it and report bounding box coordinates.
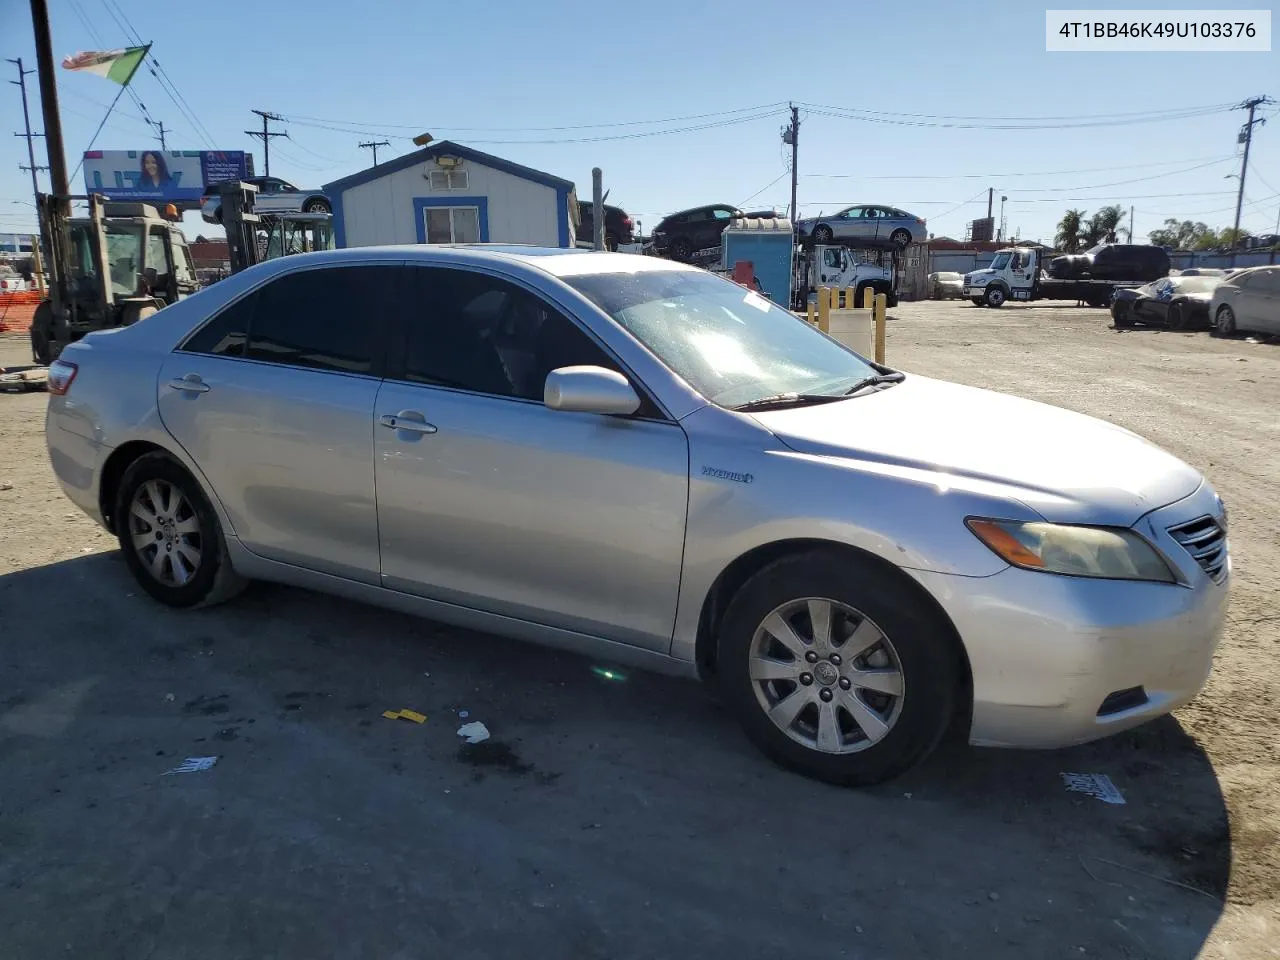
[1112,302,1134,328]
[970,297,984,307]
[1167,302,1188,331]
[115,452,245,609]
[30,300,54,365]
[812,224,834,245]
[303,198,331,215]
[889,228,911,248]
[669,237,692,261]
[717,550,959,786]
[983,285,1007,308]
[605,232,619,252]
[1212,304,1236,338]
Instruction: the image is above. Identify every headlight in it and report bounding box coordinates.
[966,518,1176,582]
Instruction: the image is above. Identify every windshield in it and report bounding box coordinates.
[989,253,1011,270]
[562,269,881,408]
[67,222,143,298]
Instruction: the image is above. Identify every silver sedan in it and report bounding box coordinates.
[44,245,1228,786]
[798,205,928,249]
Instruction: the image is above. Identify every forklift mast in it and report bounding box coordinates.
[219,181,262,274]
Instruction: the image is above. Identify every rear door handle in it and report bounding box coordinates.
[379,411,437,435]
[168,374,210,394]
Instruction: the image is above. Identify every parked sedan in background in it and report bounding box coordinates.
[201,176,331,224]
[1111,275,1223,330]
[650,203,744,261]
[576,201,635,251]
[45,245,1227,788]
[1210,265,1280,337]
[928,272,964,299]
[797,206,927,249]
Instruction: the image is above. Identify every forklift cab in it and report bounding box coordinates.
[262,213,335,261]
[65,207,197,305]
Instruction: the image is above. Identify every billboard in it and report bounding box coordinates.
[969,217,995,242]
[82,150,255,205]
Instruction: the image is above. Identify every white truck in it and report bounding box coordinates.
[962,246,1154,308]
[796,244,898,309]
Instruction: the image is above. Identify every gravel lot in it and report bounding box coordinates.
[1,299,1277,959]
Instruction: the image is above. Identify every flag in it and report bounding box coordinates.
[61,45,149,86]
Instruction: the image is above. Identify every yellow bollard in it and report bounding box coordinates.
[843,287,854,311]
[806,299,816,325]
[862,286,874,309]
[817,286,831,333]
[873,293,887,363]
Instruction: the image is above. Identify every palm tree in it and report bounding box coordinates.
[1055,209,1086,252]
[1083,205,1126,247]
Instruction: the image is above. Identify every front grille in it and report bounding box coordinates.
[1167,515,1228,583]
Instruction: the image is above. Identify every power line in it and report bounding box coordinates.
[246,110,288,177]
[280,101,789,134]
[283,107,789,145]
[737,171,790,208]
[805,155,1233,181]
[799,99,1237,124]
[801,102,1234,131]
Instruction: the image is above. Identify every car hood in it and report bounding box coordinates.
[750,375,1201,527]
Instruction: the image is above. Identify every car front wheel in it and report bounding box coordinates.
[812,224,834,244]
[717,551,958,786]
[115,452,245,608]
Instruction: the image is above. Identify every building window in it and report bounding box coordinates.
[423,206,481,244]
[429,169,469,191]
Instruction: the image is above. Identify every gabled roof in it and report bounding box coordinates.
[324,140,575,195]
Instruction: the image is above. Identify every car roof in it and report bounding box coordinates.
[661,203,739,219]
[272,244,702,279]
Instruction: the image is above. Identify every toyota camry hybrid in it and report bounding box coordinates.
[44,245,1230,786]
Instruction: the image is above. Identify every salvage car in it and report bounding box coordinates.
[797,206,927,249]
[1210,265,1280,337]
[1111,274,1223,330]
[650,203,744,261]
[928,271,964,299]
[45,246,1229,787]
[201,176,331,224]
[576,201,635,251]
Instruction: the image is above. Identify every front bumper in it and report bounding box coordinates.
[908,483,1229,749]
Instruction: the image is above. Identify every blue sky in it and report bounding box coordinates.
[2,0,1277,244]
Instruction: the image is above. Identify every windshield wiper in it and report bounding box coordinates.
[842,372,905,396]
[731,393,847,412]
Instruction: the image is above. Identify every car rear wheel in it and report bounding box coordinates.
[889,228,911,248]
[717,551,958,786]
[669,237,692,261]
[304,198,331,215]
[812,224,834,245]
[605,232,619,252]
[1167,302,1189,331]
[115,452,245,608]
[1212,305,1236,338]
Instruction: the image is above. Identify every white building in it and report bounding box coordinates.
[323,141,578,249]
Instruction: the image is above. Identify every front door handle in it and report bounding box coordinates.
[168,374,210,394]
[379,411,437,435]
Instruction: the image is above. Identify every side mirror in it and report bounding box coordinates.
[544,365,641,416]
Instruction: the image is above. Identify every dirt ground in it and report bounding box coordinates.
[1,301,1277,959]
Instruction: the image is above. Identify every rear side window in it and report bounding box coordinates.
[181,265,390,374]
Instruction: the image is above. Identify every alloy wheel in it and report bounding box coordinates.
[128,478,203,586]
[749,597,905,754]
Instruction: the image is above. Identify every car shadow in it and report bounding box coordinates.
[0,552,1229,959]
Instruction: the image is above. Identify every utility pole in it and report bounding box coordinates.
[149,119,169,151]
[781,104,799,222]
[358,139,390,167]
[245,109,287,178]
[29,0,71,212]
[1128,204,1134,243]
[987,187,993,220]
[1230,95,1273,267]
[8,57,48,212]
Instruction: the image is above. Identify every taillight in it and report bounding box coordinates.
[47,359,78,396]
[622,217,632,226]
